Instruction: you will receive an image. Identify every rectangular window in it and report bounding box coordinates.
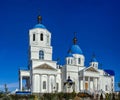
[71,59,73,64]
[39,50,44,60]
[43,81,46,89]
[33,34,35,41]
[78,58,81,64]
[56,83,59,91]
[47,35,49,44]
[112,88,113,92]
[105,85,108,91]
[40,33,43,41]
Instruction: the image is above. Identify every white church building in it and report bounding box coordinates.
[19,16,115,94]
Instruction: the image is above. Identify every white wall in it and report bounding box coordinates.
[29,28,52,61]
[98,69,114,93]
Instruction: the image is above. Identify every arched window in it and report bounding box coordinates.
[105,85,108,91]
[40,33,43,41]
[33,34,35,41]
[68,59,70,64]
[43,81,46,89]
[71,59,73,64]
[78,58,81,64]
[39,50,44,60]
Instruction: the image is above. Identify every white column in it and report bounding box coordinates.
[93,78,95,91]
[88,77,90,91]
[93,78,97,91]
[54,75,57,92]
[95,78,97,91]
[20,76,22,91]
[39,74,42,93]
[83,77,85,91]
[32,74,35,92]
[79,77,80,91]
[97,78,99,91]
[47,75,50,93]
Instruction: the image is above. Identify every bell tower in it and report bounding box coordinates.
[29,15,52,61]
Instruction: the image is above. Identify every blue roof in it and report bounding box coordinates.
[104,70,115,76]
[34,24,46,29]
[16,91,31,95]
[67,50,73,57]
[91,57,97,62]
[71,45,83,54]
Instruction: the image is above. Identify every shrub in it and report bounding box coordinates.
[100,93,103,100]
[43,93,57,100]
[77,92,90,98]
[118,92,120,100]
[58,92,64,100]
[112,93,115,100]
[9,94,35,100]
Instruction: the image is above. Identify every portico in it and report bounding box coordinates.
[32,73,57,93]
[79,66,99,93]
[32,63,58,93]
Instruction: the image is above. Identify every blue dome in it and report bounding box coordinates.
[67,52,73,57]
[34,24,46,29]
[91,57,97,62]
[71,45,83,54]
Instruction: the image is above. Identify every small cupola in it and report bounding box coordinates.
[90,54,98,69]
[66,49,73,65]
[66,33,85,66]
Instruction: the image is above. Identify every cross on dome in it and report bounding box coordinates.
[34,15,46,29]
[73,32,77,44]
[38,15,42,23]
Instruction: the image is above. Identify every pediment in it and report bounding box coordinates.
[34,63,56,70]
[85,67,98,73]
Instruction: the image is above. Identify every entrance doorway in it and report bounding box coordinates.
[85,82,88,90]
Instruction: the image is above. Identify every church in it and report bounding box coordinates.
[19,15,115,94]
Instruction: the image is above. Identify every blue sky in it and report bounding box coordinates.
[0,0,120,91]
